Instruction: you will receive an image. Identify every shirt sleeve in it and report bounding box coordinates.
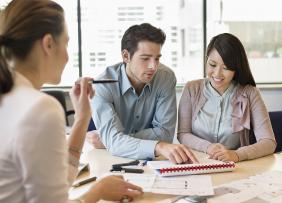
[14,96,69,203]
[236,87,276,161]
[92,71,177,160]
[177,83,212,153]
[236,139,276,161]
[92,89,157,159]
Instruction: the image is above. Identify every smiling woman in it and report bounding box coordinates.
[177,33,276,163]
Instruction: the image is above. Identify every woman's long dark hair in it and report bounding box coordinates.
[206,33,256,86]
[0,0,64,98]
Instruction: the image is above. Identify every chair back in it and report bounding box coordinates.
[42,90,74,126]
[269,111,282,153]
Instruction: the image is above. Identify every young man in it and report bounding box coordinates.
[89,23,197,164]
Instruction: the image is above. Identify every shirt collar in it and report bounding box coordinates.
[120,63,152,95]
[206,79,235,98]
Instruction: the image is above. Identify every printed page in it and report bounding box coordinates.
[122,173,214,196]
[208,171,282,203]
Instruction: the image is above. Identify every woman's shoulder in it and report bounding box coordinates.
[236,84,260,98]
[13,86,65,125]
[183,79,205,92]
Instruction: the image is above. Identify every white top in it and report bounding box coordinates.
[0,72,77,203]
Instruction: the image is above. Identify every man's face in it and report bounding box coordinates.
[123,41,162,86]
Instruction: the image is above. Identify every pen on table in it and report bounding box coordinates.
[141,158,153,166]
[75,79,118,85]
[72,176,97,187]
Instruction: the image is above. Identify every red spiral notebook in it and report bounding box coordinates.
[147,160,235,177]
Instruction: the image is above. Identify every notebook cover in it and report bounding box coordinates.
[147,160,235,177]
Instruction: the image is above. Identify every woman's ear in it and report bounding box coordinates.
[41,34,54,55]
[121,49,130,63]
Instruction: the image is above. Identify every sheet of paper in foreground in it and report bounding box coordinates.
[122,173,214,196]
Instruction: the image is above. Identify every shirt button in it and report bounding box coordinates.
[136,115,139,119]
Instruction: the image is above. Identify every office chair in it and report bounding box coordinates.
[249,111,282,153]
[42,89,96,130]
[87,118,96,131]
[269,111,282,153]
[42,90,74,126]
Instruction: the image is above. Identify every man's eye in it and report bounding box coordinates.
[141,58,149,61]
[209,63,216,67]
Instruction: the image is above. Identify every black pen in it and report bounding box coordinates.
[75,79,118,85]
[92,79,118,84]
[72,176,97,187]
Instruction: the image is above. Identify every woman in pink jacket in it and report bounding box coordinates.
[178,33,276,162]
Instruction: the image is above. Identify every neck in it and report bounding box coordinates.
[125,64,145,95]
[15,62,43,90]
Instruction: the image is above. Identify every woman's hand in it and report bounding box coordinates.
[70,77,94,123]
[209,147,239,162]
[206,143,226,155]
[83,175,143,202]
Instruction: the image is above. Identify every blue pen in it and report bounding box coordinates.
[141,158,153,166]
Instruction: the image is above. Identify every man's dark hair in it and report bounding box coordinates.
[121,23,166,58]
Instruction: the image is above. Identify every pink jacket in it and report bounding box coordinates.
[177,79,276,161]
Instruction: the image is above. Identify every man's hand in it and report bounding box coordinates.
[86,130,106,149]
[155,142,199,164]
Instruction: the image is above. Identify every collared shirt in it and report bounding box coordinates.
[92,63,177,159]
[192,80,240,149]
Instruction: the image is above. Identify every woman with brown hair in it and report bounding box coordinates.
[0,0,142,202]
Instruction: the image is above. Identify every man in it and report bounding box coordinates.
[89,23,197,163]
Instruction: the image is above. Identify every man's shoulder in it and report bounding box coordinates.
[97,63,123,79]
[153,64,176,85]
[157,63,175,77]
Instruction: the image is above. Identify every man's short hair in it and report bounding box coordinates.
[121,23,166,58]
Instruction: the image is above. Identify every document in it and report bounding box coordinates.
[147,160,235,176]
[122,173,214,196]
[208,171,282,203]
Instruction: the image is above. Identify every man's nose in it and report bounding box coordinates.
[148,60,158,70]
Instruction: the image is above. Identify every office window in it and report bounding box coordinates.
[53,0,79,86]
[2,0,281,86]
[207,0,282,83]
[81,0,203,85]
[0,0,79,87]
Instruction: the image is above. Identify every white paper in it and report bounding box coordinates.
[208,171,282,203]
[122,173,214,196]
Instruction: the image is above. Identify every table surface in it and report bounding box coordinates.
[69,148,282,202]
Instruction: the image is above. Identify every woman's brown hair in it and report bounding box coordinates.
[0,0,64,97]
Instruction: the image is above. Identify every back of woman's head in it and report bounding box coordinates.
[206,33,256,86]
[0,0,64,97]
